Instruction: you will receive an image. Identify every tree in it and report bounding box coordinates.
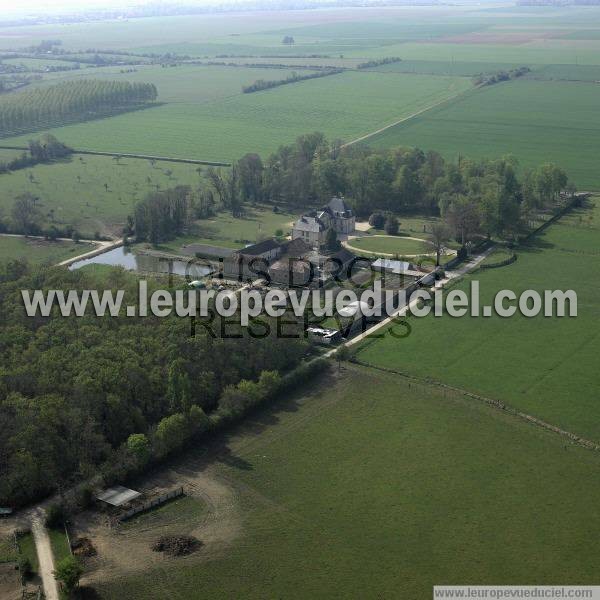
[237,153,264,204]
[369,212,385,229]
[54,556,83,595]
[428,222,450,267]
[384,215,399,236]
[335,345,352,371]
[45,503,66,529]
[154,413,188,458]
[282,36,295,45]
[445,196,479,244]
[166,360,192,413]
[127,433,151,467]
[11,193,41,235]
[325,227,340,252]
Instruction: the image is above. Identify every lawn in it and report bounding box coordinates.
[17,532,38,574]
[1,72,472,162]
[151,205,301,253]
[369,79,600,191]
[95,363,600,599]
[0,536,17,564]
[356,196,600,443]
[0,236,92,265]
[121,496,206,530]
[48,528,71,564]
[0,154,201,237]
[346,234,432,256]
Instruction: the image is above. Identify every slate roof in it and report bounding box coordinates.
[280,237,311,257]
[239,239,281,256]
[293,215,327,233]
[327,196,353,216]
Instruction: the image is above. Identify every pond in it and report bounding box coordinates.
[69,246,214,278]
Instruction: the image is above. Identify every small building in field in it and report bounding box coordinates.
[96,485,141,508]
[371,258,422,278]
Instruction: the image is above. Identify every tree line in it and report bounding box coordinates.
[474,66,531,87]
[0,79,157,134]
[357,57,402,69]
[201,132,571,242]
[0,261,309,507]
[133,185,190,243]
[242,68,343,93]
[0,134,72,174]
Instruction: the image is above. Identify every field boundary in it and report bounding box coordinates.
[0,145,231,166]
[341,84,477,148]
[352,359,600,452]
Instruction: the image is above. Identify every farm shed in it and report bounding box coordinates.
[371,258,422,278]
[96,486,141,507]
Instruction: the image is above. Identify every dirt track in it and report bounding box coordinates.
[31,509,59,600]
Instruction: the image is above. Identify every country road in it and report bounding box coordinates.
[326,246,494,355]
[30,509,59,600]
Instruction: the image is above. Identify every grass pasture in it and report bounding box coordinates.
[357,196,600,443]
[48,528,71,564]
[0,536,17,564]
[152,204,301,253]
[120,495,206,530]
[95,364,600,599]
[1,72,472,161]
[369,79,600,190]
[16,532,38,574]
[0,235,92,264]
[0,154,201,237]
[29,64,319,104]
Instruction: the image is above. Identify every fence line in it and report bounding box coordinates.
[118,487,184,522]
[352,359,600,453]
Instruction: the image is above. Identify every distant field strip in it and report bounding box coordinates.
[368,79,600,190]
[0,146,230,166]
[342,81,475,148]
[1,72,471,161]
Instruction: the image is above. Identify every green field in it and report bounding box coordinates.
[0,235,91,264]
[0,154,201,237]
[16,532,38,574]
[31,64,318,104]
[48,528,71,564]
[2,57,83,69]
[0,536,17,564]
[357,196,600,442]
[151,204,301,253]
[369,79,600,190]
[121,496,206,530]
[2,72,472,161]
[350,39,600,65]
[95,364,600,599]
[346,234,431,256]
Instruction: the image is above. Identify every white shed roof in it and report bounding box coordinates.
[96,485,141,507]
[372,258,421,277]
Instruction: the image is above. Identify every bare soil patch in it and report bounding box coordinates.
[152,535,201,557]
